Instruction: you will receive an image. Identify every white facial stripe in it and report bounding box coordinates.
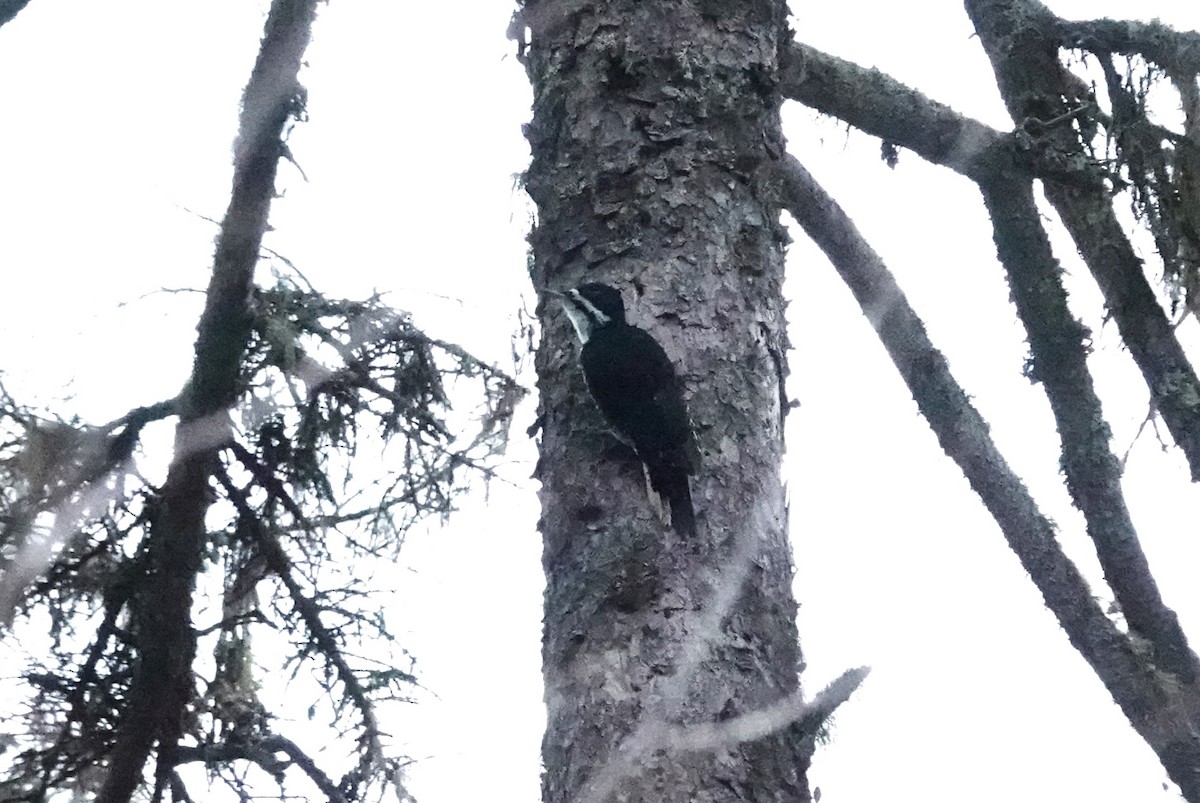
[568,289,611,326]
[557,288,613,344]
[560,300,593,343]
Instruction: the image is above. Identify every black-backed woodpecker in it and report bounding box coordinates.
[551,283,699,537]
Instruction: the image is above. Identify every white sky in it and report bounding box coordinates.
[2,1,1200,802]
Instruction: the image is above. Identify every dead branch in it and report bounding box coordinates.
[174,735,349,803]
[213,466,410,801]
[659,667,870,755]
[96,2,322,801]
[776,150,1169,741]
[966,0,1200,685]
[782,14,1200,486]
[0,396,175,626]
[969,0,1200,487]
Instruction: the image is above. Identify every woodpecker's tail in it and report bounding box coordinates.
[646,461,697,537]
[668,478,697,537]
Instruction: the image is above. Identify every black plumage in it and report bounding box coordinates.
[554,283,699,536]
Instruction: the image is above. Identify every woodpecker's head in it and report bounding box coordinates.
[550,282,626,344]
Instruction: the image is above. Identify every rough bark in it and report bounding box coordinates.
[521,0,853,800]
[96,2,319,801]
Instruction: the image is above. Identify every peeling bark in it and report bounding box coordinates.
[521,0,851,800]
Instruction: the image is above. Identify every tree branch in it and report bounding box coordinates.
[784,11,1200,526]
[174,735,349,803]
[781,40,1118,188]
[577,666,869,803]
[0,0,32,28]
[978,169,1200,678]
[227,440,311,525]
[0,396,175,626]
[780,41,1003,176]
[968,0,1200,489]
[1055,17,1200,78]
[101,398,179,465]
[97,2,321,801]
[659,667,869,755]
[965,0,1200,685]
[213,466,408,800]
[775,152,1165,727]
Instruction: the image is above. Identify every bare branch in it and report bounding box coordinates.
[174,735,349,803]
[775,152,1164,723]
[213,467,410,801]
[576,667,868,803]
[782,39,1119,192]
[658,667,869,755]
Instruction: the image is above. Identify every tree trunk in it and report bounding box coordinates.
[522,1,818,800]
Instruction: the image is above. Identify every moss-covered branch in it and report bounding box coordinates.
[777,153,1160,724]
[1055,17,1200,78]
[780,41,1002,176]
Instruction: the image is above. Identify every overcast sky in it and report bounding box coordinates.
[2,1,1200,801]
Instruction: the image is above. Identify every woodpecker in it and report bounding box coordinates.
[551,282,699,537]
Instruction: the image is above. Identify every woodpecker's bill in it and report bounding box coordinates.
[551,282,699,537]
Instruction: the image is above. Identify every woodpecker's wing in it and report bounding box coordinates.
[579,323,698,475]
